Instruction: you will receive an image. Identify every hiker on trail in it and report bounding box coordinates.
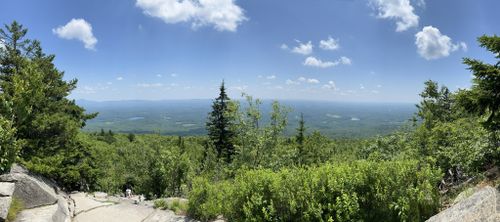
[126,188,132,198]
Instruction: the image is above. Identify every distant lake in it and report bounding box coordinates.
[78,99,416,138]
[128,117,145,121]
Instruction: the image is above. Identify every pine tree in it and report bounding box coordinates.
[295,113,306,165]
[206,81,235,163]
[457,35,500,146]
[0,21,97,190]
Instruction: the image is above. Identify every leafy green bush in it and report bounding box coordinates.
[430,118,491,176]
[153,199,168,209]
[189,160,442,222]
[0,117,19,173]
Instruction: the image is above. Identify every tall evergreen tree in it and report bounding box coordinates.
[457,35,500,146]
[206,81,235,163]
[295,113,306,165]
[0,21,97,190]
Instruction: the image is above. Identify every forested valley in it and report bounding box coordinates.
[1,21,499,221]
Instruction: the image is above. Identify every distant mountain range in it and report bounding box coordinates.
[77,99,416,138]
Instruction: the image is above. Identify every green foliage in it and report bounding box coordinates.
[154,198,188,215]
[0,116,19,173]
[153,199,168,209]
[6,197,24,222]
[458,35,500,144]
[189,160,442,222]
[0,21,97,190]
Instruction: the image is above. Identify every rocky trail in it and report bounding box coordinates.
[71,193,195,222]
[0,165,197,222]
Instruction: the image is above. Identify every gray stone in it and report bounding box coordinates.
[426,186,499,222]
[0,182,15,197]
[3,173,58,209]
[0,196,12,221]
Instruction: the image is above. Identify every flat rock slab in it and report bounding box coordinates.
[71,192,113,215]
[0,197,12,221]
[74,202,155,222]
[143,209,197,222]
[0,182,15,196]
[14,203,58,222]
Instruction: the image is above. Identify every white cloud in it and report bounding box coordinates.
[322,81,337,90]
[370,0,419,32]
[116,77,124,81]
[415,26,467,60]
[304,56,352,68]
[137,83,164,88]
[339,56,352,65]
[319,36,339,50]
[171,73,178,77]
[53,18,97,50]
[371,90,380,94]
[377,84,382,88]
[304,56,337,68]
[156,74,163,78]
[266,75,276,80]
[135,0,246,32]
[280,44,288,50]
[360,84,365,89]
[286,77,320,85]
[307,78,320,84]
[285,79,300,85]
[291,41,313,55]
[106,82,113,85]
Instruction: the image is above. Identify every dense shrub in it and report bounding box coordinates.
[0,117,19,173]
[189,160,442,222]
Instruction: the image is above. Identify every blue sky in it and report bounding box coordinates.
[1,0,498,102]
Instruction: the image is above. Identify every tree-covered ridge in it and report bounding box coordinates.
[0,21,498,222]
[0,21,97,189]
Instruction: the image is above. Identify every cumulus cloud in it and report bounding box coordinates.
[135,0,246,32]
[171,73,178,77]
[116,77,124,81]
[280,44,289,50]
[370,0,419,32]
[291,41,313,55]
[304,56,336,68]
[415,26,467,60]
[319,36,339,50]
[339,56,352,65]
[322,81,337,90]
[266,75,276,80]
[288,77,320,84]
[156,74,163,78]
[53,18,97,50]
[304,56,352,68]
[307,78,320,84]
